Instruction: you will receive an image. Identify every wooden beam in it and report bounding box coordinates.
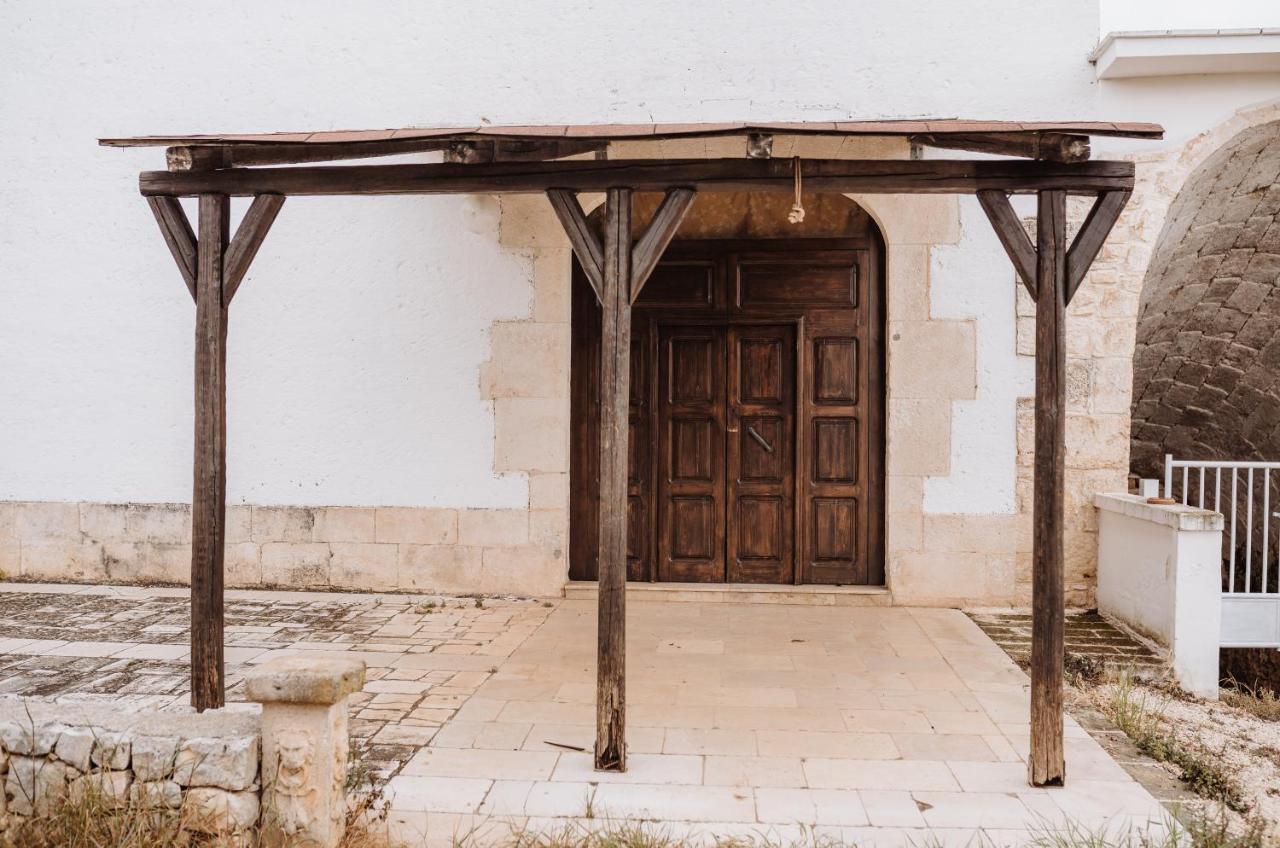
[596,186,632,772]
[223,194,285,306]
[166,138,607,170]
[146,196,198,300]
[976,190,1038,298]
[140,158,1136,198]
[630,187,696,301]
[1066,190,1131,302]
[191,194,230,712]
[546,189,604,301]
[1029,189,1067,787]
[911,132,1091,163]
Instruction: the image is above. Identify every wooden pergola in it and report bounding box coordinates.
[102,118,1161,787]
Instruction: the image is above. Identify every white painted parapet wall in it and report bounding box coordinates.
[1094,493,1224,698]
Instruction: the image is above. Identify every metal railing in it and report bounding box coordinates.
[1165,454,1280,596]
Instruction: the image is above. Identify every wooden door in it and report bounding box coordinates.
[656,325,727,582]
[727,325,795,583]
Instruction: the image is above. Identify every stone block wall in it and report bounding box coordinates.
[0,698,261,835]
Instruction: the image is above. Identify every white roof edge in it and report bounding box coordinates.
[1091,27,1280,61]
[1091,28,1280,79]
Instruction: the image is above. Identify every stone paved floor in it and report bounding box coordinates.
[969,611,1166,677]
[0,582,552,780]
[0,584,1173,846]
[388,599,1172,846]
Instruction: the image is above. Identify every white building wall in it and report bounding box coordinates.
[1,0,1278,600]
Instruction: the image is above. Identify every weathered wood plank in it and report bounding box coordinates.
[976,190,1038,298]
[167,138,605,170]
[911,132,1091,163]
[223,194,285,306]
[596,186,632,772]
[1029,189,1067,787]
[630,187,696,301]
[192,194,230,712]
[146,196,198,300]
[1066,190,1131,302]
[546,189,604,302]
[140,158,1137,198]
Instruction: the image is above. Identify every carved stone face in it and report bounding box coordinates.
[278,729,313,773]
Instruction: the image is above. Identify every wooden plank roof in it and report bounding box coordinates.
[100,119,1164,148]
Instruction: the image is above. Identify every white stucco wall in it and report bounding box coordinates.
[0,0,1104,508]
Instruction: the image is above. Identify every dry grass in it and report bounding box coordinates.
[0,773,395,848]
[1220,682,1280,723]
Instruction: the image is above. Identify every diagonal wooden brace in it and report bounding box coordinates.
[1066,190,1130,303]
[977,189,1037,298]
[147,196,199,300]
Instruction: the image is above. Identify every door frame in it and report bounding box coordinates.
[569,235,885,585]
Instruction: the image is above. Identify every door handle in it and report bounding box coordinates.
[747,425,774,453]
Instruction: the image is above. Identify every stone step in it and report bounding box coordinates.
[563,581,892,606]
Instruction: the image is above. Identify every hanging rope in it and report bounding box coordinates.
[788,157,806,224]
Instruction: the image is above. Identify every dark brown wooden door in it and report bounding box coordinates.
[571,237,884,586]
[727,325,795,583]
[656,325,727,582]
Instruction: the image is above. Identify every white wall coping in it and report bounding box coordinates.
[1093,492,1224,532]
[1090,29,1280,79]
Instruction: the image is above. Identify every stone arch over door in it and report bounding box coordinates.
[1131,119,1280,477]
[568,191,887,585]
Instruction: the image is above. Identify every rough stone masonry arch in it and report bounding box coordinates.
[1131,120,1280,477]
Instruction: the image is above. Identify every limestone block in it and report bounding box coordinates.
[79,503,128,541]
[21,542,105,582]
[886,476,924,514]
[245,656,366,706]
[889,320,976,400]
[132,735,180,782]
[54,726,95,772]
[69,771,132,808]
[225,543,263,588]
[329,543,398,591]
[923,514,1021,555]
[251,507,316,543]
[174,736,258,791]
[848,194,960,245]
[0,542,17,578]
[529,509,568,548]
[0,721,27,754]
[374,508,457,545]
[498,194,569,249]
[480,544,566,596]
[531,249,572,323]
[886,511,923,552]
[313,508,376,544]
[102,542,187,584]
[886,400,951,477]
[6,756,70,816]
[261,543,331,587]
[396,544,482,592]
[1066,414,1130,470]
[480,321,569,400]
[528,473,569,510]
[458,509,529,547]
[130,779,181,809]
[226,505,252,543]
[13,501,80,542]
[126,504,191,544]
[494,397,569,473]
[92,731,130,770]
[885,245,932,321]
[183,787,260,833]
[0,502,14,540]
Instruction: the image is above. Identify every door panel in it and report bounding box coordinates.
[727,325,795,584]
[657,325,726,582]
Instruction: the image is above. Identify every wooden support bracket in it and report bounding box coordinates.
[146,196,198,300]
[630,187,696,301]
[546,189,604,301]
[1066,190,1130,302]
[223,194,285,306]
[976,190,1037,298]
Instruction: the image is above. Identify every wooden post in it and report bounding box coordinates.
[596,186,632,771]
[192,193,230,711]
[1029,189,1067,785]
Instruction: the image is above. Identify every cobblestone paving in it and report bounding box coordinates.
[968,610,1166,677]
[0,583,554,781]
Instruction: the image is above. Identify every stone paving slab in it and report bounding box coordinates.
[0,582,553,780]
